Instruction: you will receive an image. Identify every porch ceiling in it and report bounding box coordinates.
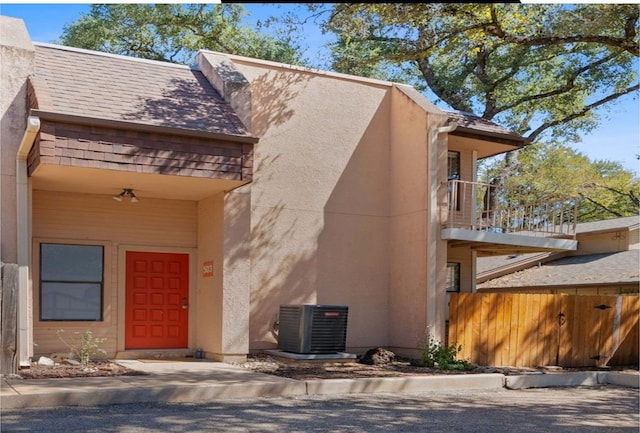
[31,164,246,201]
[442,228,578,257]
[448,134,521,159]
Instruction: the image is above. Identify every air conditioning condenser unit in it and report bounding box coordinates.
[277,304,348,354]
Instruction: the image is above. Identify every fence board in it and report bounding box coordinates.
[495,294,508,366]
[478,294,490,365]
[1,263,19,375]
[538,295,556,367]
[507,293,520,367]
[470,293,482,364]
[516,294,529,366]
[490,297,502,365]
[609,296,640,366]
[448,293,639,368]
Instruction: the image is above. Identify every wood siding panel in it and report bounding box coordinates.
[31,190,197,357]
[32,190,197,246]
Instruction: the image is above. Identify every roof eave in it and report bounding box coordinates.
[450,126,531,148]
[30,109,259,144]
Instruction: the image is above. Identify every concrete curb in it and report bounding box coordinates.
[505,371,640,390]
[305,373,505,395]
[1,380,308,410]
[601,371,640,388]
[2,371,638,409]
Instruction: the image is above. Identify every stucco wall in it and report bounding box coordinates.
[0,16,34,263]
[31,190,198,356]
[230,59,394,353]
[387,86,447,356]
[196,193,224,357]
[195,188,250,362]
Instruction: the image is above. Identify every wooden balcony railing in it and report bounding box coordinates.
[445,180,578,238]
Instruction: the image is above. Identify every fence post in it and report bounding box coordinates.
[1,263,19,375]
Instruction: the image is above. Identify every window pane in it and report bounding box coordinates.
[41,244,103,281]
[446,263,460,293]
[448,151,460,180]
[41,282,102,320]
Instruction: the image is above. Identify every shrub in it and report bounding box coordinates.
[56,330,107,366]
[421,335,470,370]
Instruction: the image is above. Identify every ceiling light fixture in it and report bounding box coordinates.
[113,188,139,203]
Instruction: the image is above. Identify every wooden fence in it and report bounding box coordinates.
[448,293,639,368]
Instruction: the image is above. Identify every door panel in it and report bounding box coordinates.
[125,252,189,349]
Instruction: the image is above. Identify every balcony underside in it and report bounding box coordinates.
[442,228,578,257]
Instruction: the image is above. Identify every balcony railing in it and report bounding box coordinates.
[445,180,578,238]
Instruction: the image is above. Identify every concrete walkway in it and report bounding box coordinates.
[1,359,638,409]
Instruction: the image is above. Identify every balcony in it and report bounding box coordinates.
[442,180,579,255]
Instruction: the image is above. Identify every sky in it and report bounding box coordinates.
[1,3,639,176]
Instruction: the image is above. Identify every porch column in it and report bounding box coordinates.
[427,123,457,344]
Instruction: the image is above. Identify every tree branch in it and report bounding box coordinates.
[485,8,638,55]
[578,193,625,217]
[487,51,625,118]
[526,83,640,141]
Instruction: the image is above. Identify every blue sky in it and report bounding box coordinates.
[1,3,638,175]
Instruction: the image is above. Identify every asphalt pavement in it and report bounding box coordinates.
[1,358,638,433]
[2,385,638,433]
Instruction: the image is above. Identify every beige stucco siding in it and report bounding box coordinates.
[31,189,198,356]
[232,61,393,352]
[1,17,35,264]
[195,193,224,356]
[388,87,435,353]
[194,188,250,362]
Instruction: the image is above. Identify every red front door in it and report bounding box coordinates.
[125,251,189,349]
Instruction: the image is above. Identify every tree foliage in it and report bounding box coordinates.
[479,143,640,221]
[312,3,638,143]
[58,4,306,65]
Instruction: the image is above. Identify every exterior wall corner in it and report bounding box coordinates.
[197,51,252,133]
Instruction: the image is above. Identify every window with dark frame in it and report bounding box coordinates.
[40,243,104,321]
[446,262,461,293]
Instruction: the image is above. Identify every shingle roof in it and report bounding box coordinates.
[477,217,640,276]
[32,43,252,139]
[476,252,553,275]
[446,111,528,144]
[575,215,640,234]
[478,250,640,288]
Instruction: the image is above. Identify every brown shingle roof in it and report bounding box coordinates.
[33,43,252,139]
[478,250,640,288]
[446,111,528,145]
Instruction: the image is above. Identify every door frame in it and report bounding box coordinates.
[117,245,196,353]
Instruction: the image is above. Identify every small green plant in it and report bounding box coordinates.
[421,334,470,370]
[56,330,107,366]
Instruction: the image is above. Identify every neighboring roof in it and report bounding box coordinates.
[575,215,640,234]
[478,250,640,288]
[477,216,640,282]
[446,111,529,146]
[32,43,253,139]
[476,251,558,275]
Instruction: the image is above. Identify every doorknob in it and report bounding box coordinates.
[182,297,189,310]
